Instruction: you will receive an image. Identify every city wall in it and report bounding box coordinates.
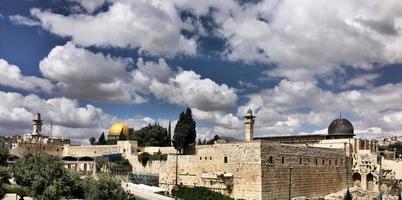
[260,141,352,200]
[128,141,262,200]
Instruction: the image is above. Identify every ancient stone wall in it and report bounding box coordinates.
[260,141,352,200]
[62,144,120,157]
[128,141,263,200]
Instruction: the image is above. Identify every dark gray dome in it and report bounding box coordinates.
[328,118,354,135]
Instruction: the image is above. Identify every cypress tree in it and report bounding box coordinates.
[173,108,196,154]
[344,189,352,200]
[98,132,106,145]
[167,121,172,146]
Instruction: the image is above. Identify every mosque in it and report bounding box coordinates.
[1,110,401,199]
[107,121,130,140]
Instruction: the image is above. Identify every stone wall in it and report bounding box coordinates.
[382,159,402,180]
[128,141,263,200]
[260,141,352,200]
[62,145,120,157]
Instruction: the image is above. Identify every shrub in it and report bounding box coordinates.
[138,152,150,167]
[172,186,234,200]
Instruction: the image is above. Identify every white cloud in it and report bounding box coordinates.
[345,73,380,88]
[0,59,54,93]
[39,43,238,112]
[39,42,146,104]
[175,0,402,80]
[149,70,238,111]
[0,90,176,143]
[9,15,41,26]
[0,91,110,135]
[239,79,402,137]
[31,0,197,57]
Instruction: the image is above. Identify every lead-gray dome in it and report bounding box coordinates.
[328,118,354,135]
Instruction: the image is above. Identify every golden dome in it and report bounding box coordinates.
[108,121,129,136]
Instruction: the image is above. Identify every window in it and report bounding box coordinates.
[335,159,337,166]
[329,160,331,166]
[281,157,284,164]
[322,159,325,165]
[340,158,343,166]
[205,157,207,160]
[224,156,228,163]
[200,157,202,160]
[299,158,302,165]
[315,159,318,165]
[269,156,273,164]
[210,157,212,160]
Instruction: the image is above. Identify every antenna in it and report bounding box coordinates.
[50,121,53,138]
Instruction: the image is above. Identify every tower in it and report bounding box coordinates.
[244,108,255,142]
[32,113,43,135]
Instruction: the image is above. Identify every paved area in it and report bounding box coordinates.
[122,182,174,200]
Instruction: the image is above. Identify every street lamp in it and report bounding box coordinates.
[288,166,293,200]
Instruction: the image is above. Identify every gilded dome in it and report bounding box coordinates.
[108,121,129,136]
[328,118,354,136]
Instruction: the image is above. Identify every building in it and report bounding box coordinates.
[108,121,130,140]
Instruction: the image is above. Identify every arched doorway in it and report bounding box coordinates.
[352,172,361,187]
[367,173,374,191]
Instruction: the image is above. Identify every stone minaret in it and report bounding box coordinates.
[244,108,255,142]
[32,113,43,135]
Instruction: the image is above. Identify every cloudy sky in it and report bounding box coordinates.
[1,0,402,143]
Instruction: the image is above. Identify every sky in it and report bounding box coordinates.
[0,0,402,143]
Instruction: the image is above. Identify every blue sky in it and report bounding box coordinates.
[0,0,402,143]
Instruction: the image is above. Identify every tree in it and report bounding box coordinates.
[118,133,127,141]
[128,124,170,146]
[173,108,196,154]
[0,147,8,166]
[167,121,172,146]
[98,132,106,145]
[83,173,126,200]
[0,166,10,199]
[13,154,84,199]
[344,189,352,200]
[89,137,96,145]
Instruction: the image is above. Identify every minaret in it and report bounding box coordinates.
[244,108,256,142]
[32,113,43,135]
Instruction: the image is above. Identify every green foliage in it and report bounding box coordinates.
[173,186,234,200]
[119,133,127,141]
[173,108,196,153]
[0,147,8,166]
[98,132,106,145]
[111,158,132,174]
[149,150,168,161]
[128,124,170,146]
[89,137,96,145]
[138,152,150,167]
[96,159,107,172]
[4,185,28,196]
[83,173,126,200]
[0,163,10,199]
[13,154,84,199]
[344,189,352,200]
[198,135,221,145]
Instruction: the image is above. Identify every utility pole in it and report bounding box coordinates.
[288,166,293,200]
[378,155,382,199]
